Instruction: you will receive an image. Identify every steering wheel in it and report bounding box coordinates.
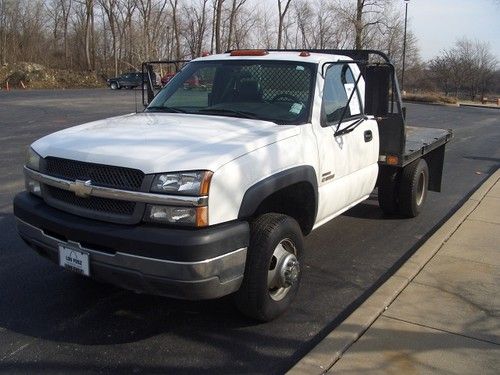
[271,93,303,104]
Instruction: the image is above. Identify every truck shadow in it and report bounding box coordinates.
[0,212,309,375]
[341,193,404,221]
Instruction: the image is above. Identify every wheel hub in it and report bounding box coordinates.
[279,254,300,288]
[268,239,300,301]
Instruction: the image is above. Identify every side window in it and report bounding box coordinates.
[322,64,362,125]
[165,65,216,108]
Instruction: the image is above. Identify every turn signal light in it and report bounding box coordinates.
[230,49,269,56]
[195,206,209,227]
[200,171,213,195]
[386,155,399,165]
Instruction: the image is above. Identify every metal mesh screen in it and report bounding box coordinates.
[45,157,144,191]
[240,65,312,103]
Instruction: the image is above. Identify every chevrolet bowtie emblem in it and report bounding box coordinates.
[69,180,93,198]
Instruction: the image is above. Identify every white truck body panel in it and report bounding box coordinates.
[30,52,379,228]
[32,112,299,174]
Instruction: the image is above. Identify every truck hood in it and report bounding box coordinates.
[32,113,299,173]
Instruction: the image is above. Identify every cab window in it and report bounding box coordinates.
[148,60,316,125]
[322,64,362,126]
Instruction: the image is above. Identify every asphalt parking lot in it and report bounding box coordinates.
[0,89,499,374]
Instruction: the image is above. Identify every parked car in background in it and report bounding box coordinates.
[107,72,156,90]
[161,72,176,86]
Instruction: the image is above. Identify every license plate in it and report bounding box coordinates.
[59,245,90,276]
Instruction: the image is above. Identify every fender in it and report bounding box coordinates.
[238,165,318,220]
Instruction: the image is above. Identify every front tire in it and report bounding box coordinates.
[110,82,118,90]
[235,213,304,322]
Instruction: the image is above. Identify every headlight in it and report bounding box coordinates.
[26,147,41,171]
[150,171,212,195]
[144,205,208,227]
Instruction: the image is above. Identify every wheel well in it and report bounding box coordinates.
[252,182,316,235]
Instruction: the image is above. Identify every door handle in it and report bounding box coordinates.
[364,130,373,142]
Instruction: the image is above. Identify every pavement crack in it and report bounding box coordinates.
[1,341,34,362]
[467,217,500,225]
[382,315,500,346]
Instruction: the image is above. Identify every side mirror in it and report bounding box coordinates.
[142,63,156,107]
[141,60,191,107]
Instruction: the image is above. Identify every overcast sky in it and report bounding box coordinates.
[409,0,500,60]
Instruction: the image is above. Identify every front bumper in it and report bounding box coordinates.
[14,192,249,300]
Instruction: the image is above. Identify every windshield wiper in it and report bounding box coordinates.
[147,106,187,113]
[197,108,260,120]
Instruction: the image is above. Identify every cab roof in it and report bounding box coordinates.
[191,50,353,65]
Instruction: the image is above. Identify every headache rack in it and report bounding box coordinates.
[268,49,452,170]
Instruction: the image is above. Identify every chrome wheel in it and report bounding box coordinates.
[268,238,300,301]
[416,170,426,206]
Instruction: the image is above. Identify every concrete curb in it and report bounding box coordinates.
[402,100,499,110]
[288,169,500,375]
[403,100,459,107]
[459,103,500,110]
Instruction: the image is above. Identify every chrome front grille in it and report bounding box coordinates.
[46,186,136,216]
[42,158,145,224]
[45,157,144,191]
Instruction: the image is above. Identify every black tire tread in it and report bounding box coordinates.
[235,213,302,322]
[399,159,428,217]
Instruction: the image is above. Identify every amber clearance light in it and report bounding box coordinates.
[386,155,399,166]
[230,49,269,56]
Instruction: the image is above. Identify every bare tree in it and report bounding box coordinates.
[0,0,6,64]
[75,0,95,71]
[169,0,181,59]
[212,0,225,53]
[430,38,498,99]
[277,0,292,49]
[99,0,118,75]
[60,0,73,67]
[226,0,247,50]
[183,0,209,58]
[333,0,389,49]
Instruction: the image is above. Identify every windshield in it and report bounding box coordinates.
[147,60,316,124]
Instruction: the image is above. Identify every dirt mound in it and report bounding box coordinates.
[0,62,105,89]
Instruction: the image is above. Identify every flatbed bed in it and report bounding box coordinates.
[404,126,452,165]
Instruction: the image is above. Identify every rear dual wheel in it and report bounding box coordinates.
[399,158,429,217]
[378,159,429,218]
[235,213,303,322]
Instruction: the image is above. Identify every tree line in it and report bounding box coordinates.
[0,0,497,98]
[429,39,498,100]
[0,0,419,74]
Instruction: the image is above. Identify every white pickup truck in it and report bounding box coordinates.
[14,49,451,321]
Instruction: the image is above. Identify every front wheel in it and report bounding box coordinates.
[110,82,118,90]
[234,213,303,322]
